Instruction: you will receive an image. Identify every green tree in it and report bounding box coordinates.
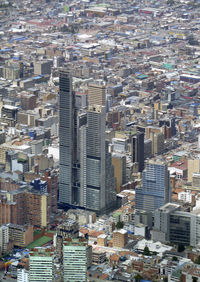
[116,221,124,229]
[195,256,200,265]
[172,256,178,261]
[134,273,143,282]
[163,277,168,282]
[143,246,150,256]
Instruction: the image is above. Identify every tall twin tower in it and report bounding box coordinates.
[59,69,116,214]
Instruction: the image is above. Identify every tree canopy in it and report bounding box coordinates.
[143,246,150,256]
[116,221,124,229]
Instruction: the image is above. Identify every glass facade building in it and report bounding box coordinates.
[169,213,191,246]
[135,160,171,212]
[152,203,200,247]
[131,132,144,172]
[59,70,76,204]
[59,70,116,213]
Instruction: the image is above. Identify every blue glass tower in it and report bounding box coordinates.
[135,160,171,212]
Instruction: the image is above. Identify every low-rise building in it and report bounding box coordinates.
[92,250,106,264]
[97,234,107,247]
[8,224,33,247]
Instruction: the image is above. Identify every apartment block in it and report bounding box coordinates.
[41,169,58,214]
[88,82,106,107]
[113,229,128,248]
[29,248,54,282]
[8,224,33,248]
[0,196,17,225]
[0,225,9,255]
[63,238,89,282]
[56,219,79,261]
[25,190,49,227]
[97,234,107,247]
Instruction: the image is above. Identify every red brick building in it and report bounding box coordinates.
[0,196,17,225]
[41,169,58,214]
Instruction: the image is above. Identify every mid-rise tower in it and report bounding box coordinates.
[135,160,171,212]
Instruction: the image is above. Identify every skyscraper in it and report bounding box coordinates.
[59,70,116,213]
[86,105,106,211]
[131,132,144,172]
[135,160,171,212]
[85,106,116,212]
[59,70,76,205]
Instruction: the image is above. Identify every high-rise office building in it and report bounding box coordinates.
[112,153,126,193]
[151,132,164,155]
[29,248,54,282]
[131,132,144,172]
[59,70,77,205]
[86,105,106,211]
[63,238,89,282]
[59,70,116,213]
[135,160,171,212]
[88,83,106,107]
[79,106,116,212]
[152,203,200,247]
[152,203,180,243]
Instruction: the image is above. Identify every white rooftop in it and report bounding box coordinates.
[98,234,107,239]
[113,229,127,234]
[135,239,173,256]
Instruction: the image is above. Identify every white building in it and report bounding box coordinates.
[112,138,127,153]
[135,239,173,256]
[178,190,193,203]
[0,225,9,255]
[17,268,29,282]
[134,224,147,237]
[63,238,88,282]
[29,248,54,281]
